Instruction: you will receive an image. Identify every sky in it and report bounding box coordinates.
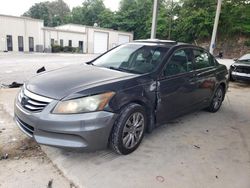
[0,0,121,16]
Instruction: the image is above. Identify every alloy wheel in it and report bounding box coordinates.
[122,112,145,149]
[213,88,223,110]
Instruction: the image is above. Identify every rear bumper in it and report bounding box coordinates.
[231,72,250,81]
[14,98,118,151]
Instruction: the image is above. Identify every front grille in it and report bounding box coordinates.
[15,116,34,137]
[235,67,250,74]
[22,97,49,112]
[18,87,53,113]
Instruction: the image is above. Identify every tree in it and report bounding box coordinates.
[70,0,115,27]
[115,0,153,39]
[23,0,70,26]
[23,0,250,43]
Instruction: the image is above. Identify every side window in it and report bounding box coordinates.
[193,50,214,69]
[163,49,193,77]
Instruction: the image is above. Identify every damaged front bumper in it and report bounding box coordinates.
[14,97,118,151]
[231,71,250,81]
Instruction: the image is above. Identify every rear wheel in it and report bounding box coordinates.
[207,86,225,113]
[110,103,146,155]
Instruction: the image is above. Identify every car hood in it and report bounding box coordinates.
[233,61,250,67]
[26,64,135,100]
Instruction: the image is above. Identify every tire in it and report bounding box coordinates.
[207,85,225,113]
[110,103,147,155]
[229,69,236,82]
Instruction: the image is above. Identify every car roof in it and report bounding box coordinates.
[133,39,194,48]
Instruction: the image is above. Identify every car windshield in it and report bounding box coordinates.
[238,54,250,64]
[92,44,169,74]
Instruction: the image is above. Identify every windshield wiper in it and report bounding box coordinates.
[107,66,140,74]
[86,61,93,65]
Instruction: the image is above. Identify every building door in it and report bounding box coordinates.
[18,36,24,52]
[79,41,83,53]
[29,37,34,52]
[68,40,72,47]
[118,35,130,45]
[6,35,13,51]
[94,32,108,54]
[60,39,63,47]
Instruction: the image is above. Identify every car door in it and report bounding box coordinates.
[156,48,198,124]
[192,49,217,105]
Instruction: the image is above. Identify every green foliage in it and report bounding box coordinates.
[70,0,115,27]
[23,0,70,26]
[51,45,63,53]
[23,0,250,42]
[63,46,77,53]
[245,39,250,47]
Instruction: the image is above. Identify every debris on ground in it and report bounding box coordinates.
[215,175,219,179]
[37,66,46,73]
[156,175,165,183]
[193,145,201,149]
[19,145,28,151]
[0,153,9,160]
[47,179,53,188]
[1,82,23,88]
[13,156,20,160]
[70,182,77,188]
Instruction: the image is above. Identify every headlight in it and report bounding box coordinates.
[52,92,115,114]
[18,86,24,103]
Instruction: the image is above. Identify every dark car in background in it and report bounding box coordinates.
[230,54,250,81]
[14,39,228,155]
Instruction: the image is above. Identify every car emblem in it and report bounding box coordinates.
[21,96,28,106]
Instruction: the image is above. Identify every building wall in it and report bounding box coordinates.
[55,24,86,33]
[43,28,87,53]
[87,27,133,54]
[0,15,44,52]
[0,14,133,53]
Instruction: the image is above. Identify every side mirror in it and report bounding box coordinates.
[233,58,238,61]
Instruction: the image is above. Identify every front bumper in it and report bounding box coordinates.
[14,98,118,150]
[231,71,250,81]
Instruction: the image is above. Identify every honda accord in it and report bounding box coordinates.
[14,39,228,155]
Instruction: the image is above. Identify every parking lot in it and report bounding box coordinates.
[0,53,250,188]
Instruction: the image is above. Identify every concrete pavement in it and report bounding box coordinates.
[0,82,250,188]
[0,52,97,85]
[0,53,248,188]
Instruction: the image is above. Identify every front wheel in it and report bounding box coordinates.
[229,69,236,82]
[110,103,146,155]
[207,86,225,113]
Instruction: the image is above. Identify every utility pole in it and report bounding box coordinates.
[151,0,159,39]
[209,0,222,54]
[168,0,174,40]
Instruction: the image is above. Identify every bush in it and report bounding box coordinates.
[63,46,77,53]
[244,39,250,47]
[51,45,63,53]
[51,45,80,53]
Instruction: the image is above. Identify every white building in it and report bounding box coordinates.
[0,14,133,54]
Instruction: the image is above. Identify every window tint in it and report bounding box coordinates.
[193,50,214,69]
[163,49,193,76]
